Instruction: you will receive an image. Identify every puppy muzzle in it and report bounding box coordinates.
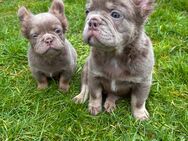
[42,33,55,47]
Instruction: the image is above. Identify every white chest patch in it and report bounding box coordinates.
[111,80,117,92]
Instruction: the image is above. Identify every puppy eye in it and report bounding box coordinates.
[54,28,62,34]
[111,10,121,19]
[86,9,90,15]
[31,33,38,38]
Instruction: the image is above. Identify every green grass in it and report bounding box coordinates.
[0,0,187,140]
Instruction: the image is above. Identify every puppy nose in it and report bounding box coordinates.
[44,36,53,44]
[88,18,100,30]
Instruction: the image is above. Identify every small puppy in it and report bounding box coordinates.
[18,0,77,91]
[74,0,155,120]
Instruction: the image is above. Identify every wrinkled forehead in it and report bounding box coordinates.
[87,0,133,10]
[31,13,61,31]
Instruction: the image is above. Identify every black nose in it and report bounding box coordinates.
[45,37,53,44]
[88,18,100,30]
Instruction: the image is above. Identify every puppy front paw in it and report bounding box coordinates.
[59,82,70,92]
[133,107,149,121]
[104,100,116,113]
[37,82,48,90]
[73,94,86,104]
[73,85,89,104]
[89,105,102,116]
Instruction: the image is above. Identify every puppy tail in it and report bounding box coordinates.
[73,61,89,104]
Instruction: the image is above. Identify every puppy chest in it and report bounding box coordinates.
[30,58,70,75]
[101,60,131,79]
[100,78,132,95]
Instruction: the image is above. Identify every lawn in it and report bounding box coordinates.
[0,0,187,140]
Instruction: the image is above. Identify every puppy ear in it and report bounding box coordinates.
[18,6,31,21]
[133,0,155,19]
[18,6,32,38]
[49,0,68,32]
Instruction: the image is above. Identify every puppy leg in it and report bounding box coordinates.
[89,87,102,116]
[73,84,89,103]
[59,70,72,92]
[131,83,151,120]
[104,94,119,113]
[73,61,89,103]
[32,70,48,90]
[88,72,103,115]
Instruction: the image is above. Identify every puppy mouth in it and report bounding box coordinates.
[85,29,116,51]
[44,40,65,52]
[87,30,99,42]
[42,46,60,55]
[46,47,58,51]
[87,30,107,46]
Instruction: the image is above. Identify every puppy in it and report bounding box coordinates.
[18,0,77,91]
[74,0,155,120]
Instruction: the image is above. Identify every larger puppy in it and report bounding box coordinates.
[74,0,155,120]
[18,0,77,91]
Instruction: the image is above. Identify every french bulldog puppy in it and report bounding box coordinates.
[74,0,155,120]
[18,0,77,91]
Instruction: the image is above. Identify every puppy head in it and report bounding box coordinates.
[18,0,68,55]
[83,0,155,51]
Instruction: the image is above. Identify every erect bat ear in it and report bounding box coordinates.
[18,6,31,22]
[133,0,155,20]
[49,0,68,33]
[18,6,32,38]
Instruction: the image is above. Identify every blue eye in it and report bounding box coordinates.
[111,11,121,19]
